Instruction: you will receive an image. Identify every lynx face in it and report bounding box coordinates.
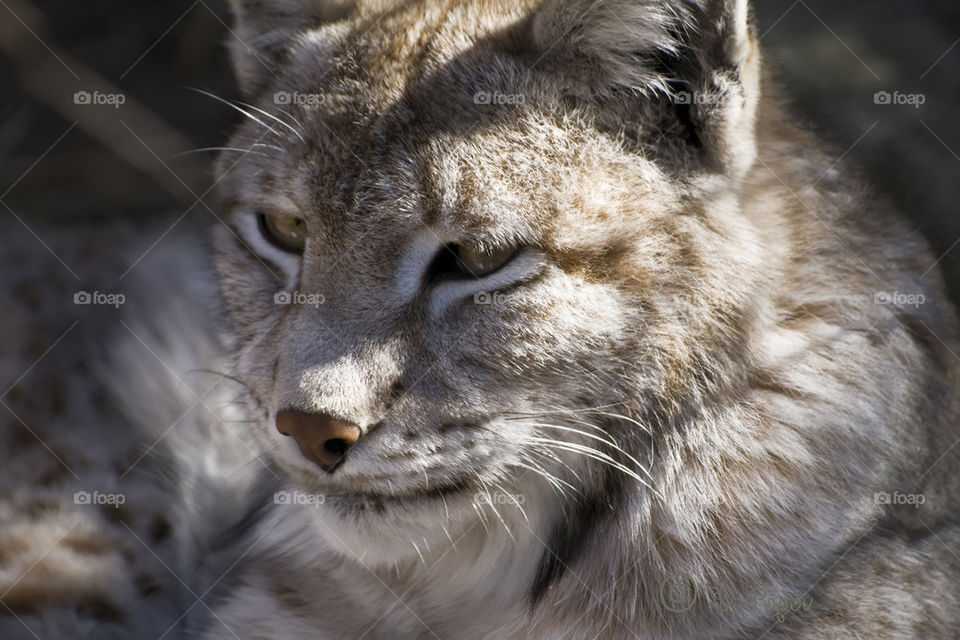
[214,0,762,560]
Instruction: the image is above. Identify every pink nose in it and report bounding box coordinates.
[275,409,362,471]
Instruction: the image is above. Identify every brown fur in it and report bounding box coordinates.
[201,0,960,638]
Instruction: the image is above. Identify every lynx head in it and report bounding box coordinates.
[213,0,764,563]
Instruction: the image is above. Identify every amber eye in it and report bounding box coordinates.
[426,242,519,283]
[454,244,516,276]
[258,213,307,253]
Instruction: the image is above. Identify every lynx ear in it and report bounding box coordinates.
[228,0,356,97]
[532,0,760,177]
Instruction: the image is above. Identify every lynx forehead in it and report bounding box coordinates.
[203,0,960,638]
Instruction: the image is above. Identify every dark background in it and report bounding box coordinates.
[1,0,958,297]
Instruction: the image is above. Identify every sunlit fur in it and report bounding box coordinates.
[203,0,960,637]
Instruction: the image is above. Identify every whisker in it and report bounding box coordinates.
[470,480,492,534]
[410,539,426,567]
[526,447,583,487]
[529,422,653,482]
[251,143,285,152]
[502,402,629,421]
[510,459,572,498]
[553,415,617,439]
[526,437,662,499]
[477,481,516,543]
[171,146,265,159]
[441,523,455,547]
[589,410,653,436]
[187,87,285,140]
[491,480,529,525]
[273,106,307,133]
[237,99,306,143]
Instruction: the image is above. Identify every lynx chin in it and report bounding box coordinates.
[197,0,960,637]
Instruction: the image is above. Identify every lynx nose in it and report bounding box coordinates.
[275,409,362,471]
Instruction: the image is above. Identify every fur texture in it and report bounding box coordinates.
[198,0,960,638]
[3,1,958,639]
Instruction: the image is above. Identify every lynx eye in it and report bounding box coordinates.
[456,245,516,275]
[258,213,307,253]
[427,243,519,283]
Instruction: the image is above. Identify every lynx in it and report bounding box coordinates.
[2,0,958,638]
[187,0,960,637]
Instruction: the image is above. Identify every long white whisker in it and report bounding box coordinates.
[187,87,285,140]
[470,473,492,533]
[530,422,619,449]
[510,458,576,497]
[491,480,529,525]
[527,447,583,486]
[589,410,653,436]
[554,415,616,438]
[274,106,307,132]
[472,500,491,533]
[479,481,516,543]
[529,422,654,482]
[238,100,306,143]
[527,437,662,499]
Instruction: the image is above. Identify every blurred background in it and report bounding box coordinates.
[0,0,958,286]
